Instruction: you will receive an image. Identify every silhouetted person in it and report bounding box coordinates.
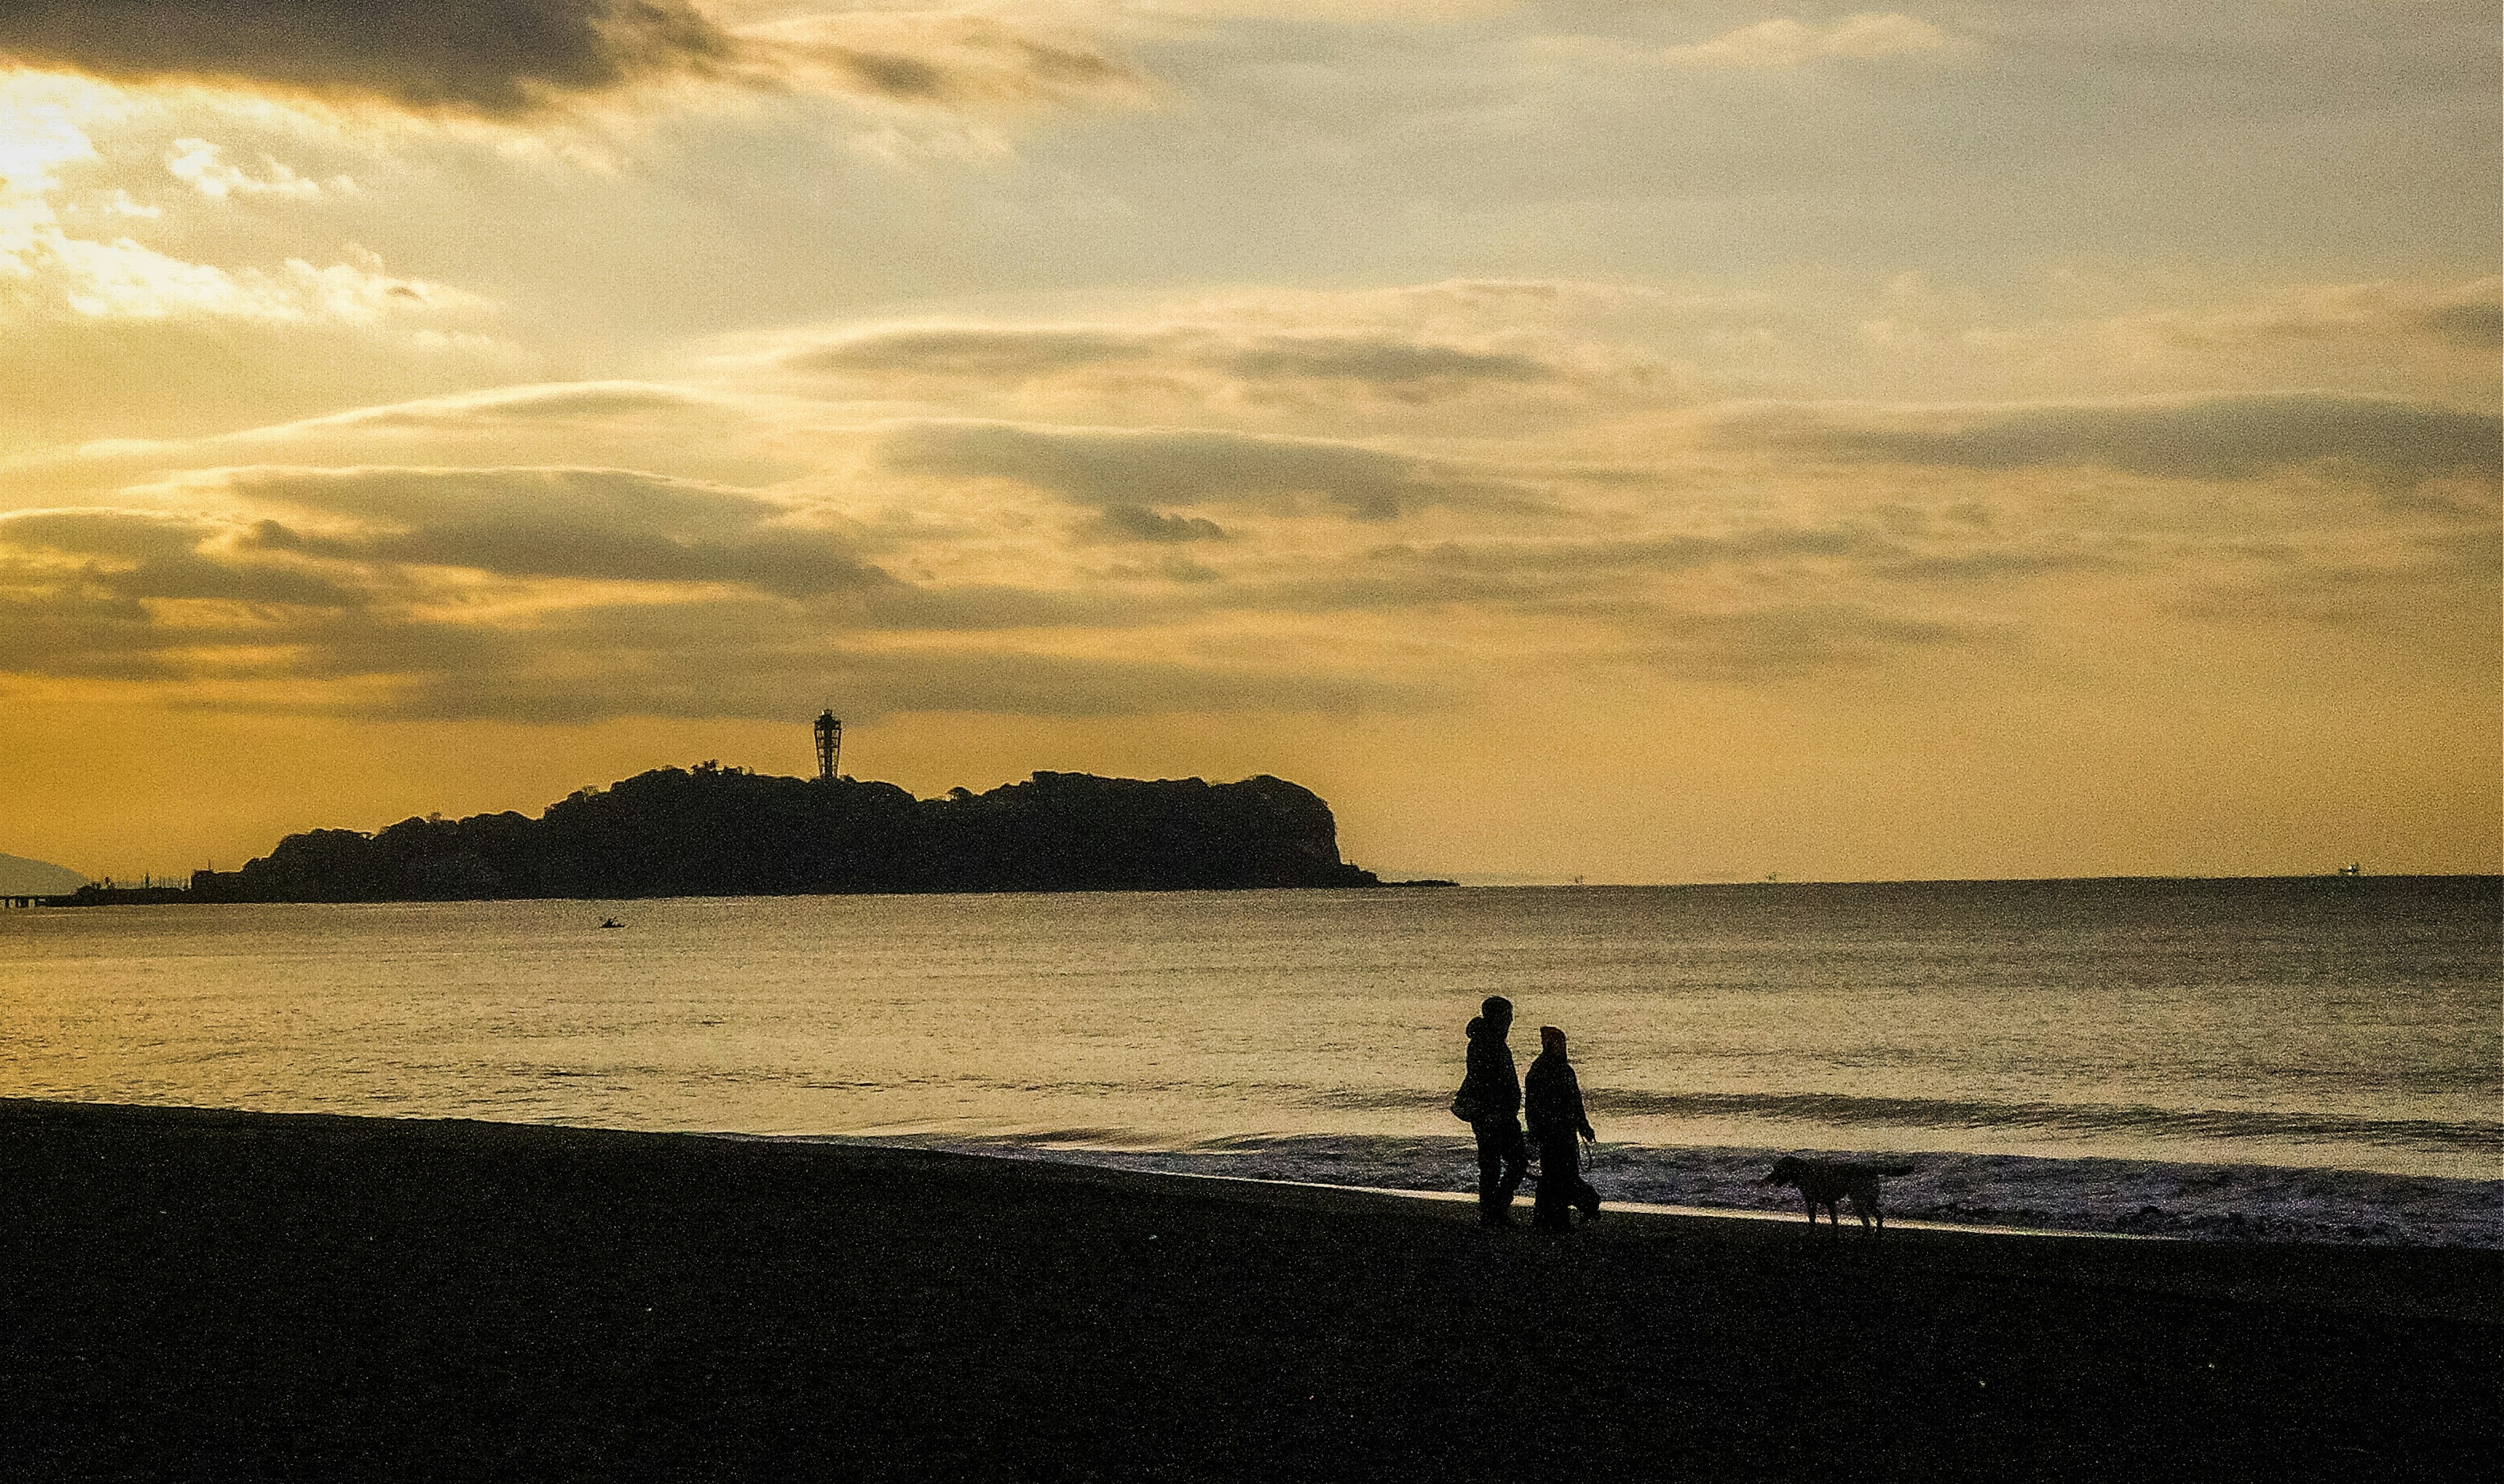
[1457,996,1526,1226]
[1525,1025,1599,1232]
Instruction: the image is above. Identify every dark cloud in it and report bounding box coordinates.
[792,327,1158,379]
[1,509,211,561]
[0,2,1146,117]
[1088,505,1228,543]
[0,588,186,682]
[882,421,1506,520]
[790,325,1563,400]
[231,465,773,529]
[2424,302,2504,349]
[1747,393,2501,484]
[0,582,524,688]
[0,507,363,607]
[0,1,734,117]
[1221,337,1552,389]
[807,37,1127,106]
[226,466,888,597]
[0,572,1429,722]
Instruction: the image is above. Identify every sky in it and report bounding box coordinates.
[1,0,2496,885]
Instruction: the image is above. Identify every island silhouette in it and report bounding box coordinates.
[163,763,1382,902]
[0,852,89,897]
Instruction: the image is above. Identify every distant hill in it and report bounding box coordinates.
[184,765,1380,902]
[0,853,88,895]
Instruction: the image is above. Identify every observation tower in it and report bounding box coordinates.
[814,710,842,782]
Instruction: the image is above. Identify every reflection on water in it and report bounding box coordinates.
[1,879,2496,1185]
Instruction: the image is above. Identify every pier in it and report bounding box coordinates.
[7,883,195,908]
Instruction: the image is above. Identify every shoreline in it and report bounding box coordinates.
[764,1128,2502,1249]
[760,1135,2172,1241]
[13,1095,2494,1247]
[5,1098,2495,1480]
[1147,1180,2171,1241]
[15,870,2497,908]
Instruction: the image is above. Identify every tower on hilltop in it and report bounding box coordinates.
[814,710,842,782]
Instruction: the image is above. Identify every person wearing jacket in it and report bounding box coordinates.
[1525,1024,1600,1232]
[1455,996,1526,1226]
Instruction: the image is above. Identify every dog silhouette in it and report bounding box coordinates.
[1765,1155,1914,1235]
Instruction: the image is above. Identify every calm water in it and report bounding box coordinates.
[3,878,2496,1243]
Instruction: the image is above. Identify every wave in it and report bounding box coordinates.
[834,1132,2503,1249]
[1312,1087,2500,1151]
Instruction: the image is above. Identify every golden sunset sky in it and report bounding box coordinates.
[2,1,2496,884]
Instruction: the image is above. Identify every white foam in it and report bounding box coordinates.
[807,1133,2503,1248]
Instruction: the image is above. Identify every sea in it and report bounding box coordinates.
[2,877,2496,1246]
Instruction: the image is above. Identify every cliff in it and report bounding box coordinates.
[185,765,1379,902]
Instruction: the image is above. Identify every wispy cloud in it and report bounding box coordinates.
[1660,13,1959,69]
[1723,393,2503,486]
[877,419,1521,521]
[789,321,1561,396]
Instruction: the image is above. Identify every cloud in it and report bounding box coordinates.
[0,2,1148,118]
[350,631,1430,725]
[1732,393,2502,484]
[2424,301,2503,350]
[164,138,342,200]
[878,420,1513,520]
[1,507,211,560]
[0,87,508,439]
[2078,279,2504,357]
[1086,505,1229,543]
[784,321,1574,405]
[0,520,1431,720]
[215,464,889,597]
[67,245,479,325]
[737,10,1152,112]
[1656,13,1960,70]
[1219,335,1551,387]
[0,0,733,117]
[1,199,490,326]
[0,72,110,192]
[266,381,721,433]
[2146,512,2501,631]
[0,505,364,606]
[1622,602,2007,680]
[0,1,727,116]
[791,324,1161,380]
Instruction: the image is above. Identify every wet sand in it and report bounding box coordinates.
[4,1099,2494,1481]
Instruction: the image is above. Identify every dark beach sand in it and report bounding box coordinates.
[5,1101,2494,1481]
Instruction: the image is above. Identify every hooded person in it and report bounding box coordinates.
[1455,996,1527,1226]
[1525,1025,1600,1232]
